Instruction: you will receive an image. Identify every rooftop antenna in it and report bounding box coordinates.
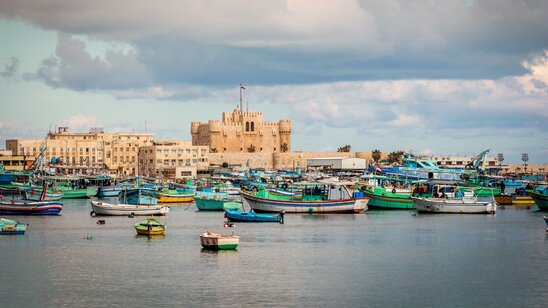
[240,83,245,111]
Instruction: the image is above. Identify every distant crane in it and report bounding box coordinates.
[467,149,491,172]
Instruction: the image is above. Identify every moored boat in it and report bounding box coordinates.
[225,209,284,223]
[0,200,63,215]
[530,188,548,211]
[195,191,239,211]
[0,218,27,235]
[21,187,64,201]
[200,231,239,250]
[158,189,194,203]
[241,183,366,213]
[119,188,160,205]
[362,186,414,210]
[135,218,166,236]
[412,196,496,214]
[90,201,170,216]
[97,186,122,198]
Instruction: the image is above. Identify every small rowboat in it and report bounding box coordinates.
[225,209,284,223]
[91,201,170,216]
[1,218,27,235]
[135,218,166,236]
[200,231,239,250]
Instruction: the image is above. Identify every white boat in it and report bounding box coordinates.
[90,201,170,216]
[412,196,496,214]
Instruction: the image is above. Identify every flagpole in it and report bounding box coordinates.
[239,83,243,111]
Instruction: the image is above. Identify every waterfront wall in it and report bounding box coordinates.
[209,151,377,169]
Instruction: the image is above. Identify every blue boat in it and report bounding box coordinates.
[119,188,160,205]
[225,209,284,223]
[0,218,27,234]
[97,186,122,198]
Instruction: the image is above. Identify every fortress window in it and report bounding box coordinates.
[246,122,250,131]
[251,122,255,131]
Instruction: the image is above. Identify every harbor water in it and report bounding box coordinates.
[1,199,547,307]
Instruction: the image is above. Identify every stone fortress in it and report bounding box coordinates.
[191,108,291,153]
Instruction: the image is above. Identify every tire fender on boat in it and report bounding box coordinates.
[392,188,396,194]
[90,211,96,217]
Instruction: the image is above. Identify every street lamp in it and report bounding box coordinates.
[497,153,504,175]
[521,153,528,174]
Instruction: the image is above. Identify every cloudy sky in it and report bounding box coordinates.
[0,0,547,164]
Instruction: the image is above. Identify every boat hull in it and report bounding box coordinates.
[0,201,63,215]
[91,201,169,216]
[22,189,64,201]
[195,198,226,211]
[0,218,27,235]
[530,191,548,211]
[97,186,122,198]
[157,193,194,203]
[363,189,414,210]
[59,188,98,199]
[242,192,365,213]
[225,209,283,223]
[200,232,239,250]
[413,197,496,214]
[134,219,166,236]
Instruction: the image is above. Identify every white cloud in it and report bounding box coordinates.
[60,114,97,131]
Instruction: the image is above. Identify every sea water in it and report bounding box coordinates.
[1,199,547,307]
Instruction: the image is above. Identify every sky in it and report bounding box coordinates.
[0,0,547,164]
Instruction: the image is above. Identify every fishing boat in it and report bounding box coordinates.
[0,199,63,215]
[21,186,64,201]
[200,231,239,250]
[90,201,170,216]
[225,209,284,223]
[195,191,242,211]
[412,196,496,214]
[241,183,367,213]
[38,176,98,198]
[362,186,414,210]
[530,188,548,211]
[134,218,166,236]
[158,189,194,203]
[97,186,122,198]
[119,188,160,205]
[0,218,27,235]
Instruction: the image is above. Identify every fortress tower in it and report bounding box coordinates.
[191,108,291,153]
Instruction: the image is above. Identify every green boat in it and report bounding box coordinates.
[195,191,242,211]
[38,176,98,199]
[362,186,415,210]
[530,188,548,211]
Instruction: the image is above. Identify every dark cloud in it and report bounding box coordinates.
[1,0,547,90]
[24,34,150,90]
[1,57,19,78]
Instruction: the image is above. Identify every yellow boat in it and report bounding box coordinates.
[512,195,535,206]
[135,218,166,236]
[157,189,194,203]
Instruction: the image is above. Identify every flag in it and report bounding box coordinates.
[40,182,47,201]
[240,83,245,90]
[376,165,382,173]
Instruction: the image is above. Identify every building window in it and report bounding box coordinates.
[246,122,249,131]
[114,157,117,163]
[251,122,254,131]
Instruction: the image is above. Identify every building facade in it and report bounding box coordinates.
[138,140,209,179]
[5,127,154,176]
[191,108,291,153]
[0,150,28,171]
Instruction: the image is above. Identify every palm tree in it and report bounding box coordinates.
[371,150,381,164]
[387,150,405,164]
[337,145,351,152]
